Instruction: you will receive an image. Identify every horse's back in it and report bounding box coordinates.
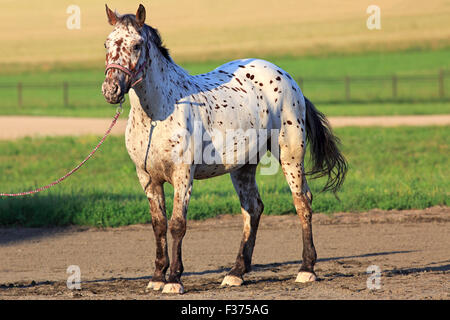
[190,58,306,179]
[195,58,305,132]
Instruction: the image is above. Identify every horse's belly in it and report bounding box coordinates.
[193,163,244,180]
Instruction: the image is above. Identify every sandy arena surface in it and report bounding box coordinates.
[0,206,448,300]
[1,114,450,140]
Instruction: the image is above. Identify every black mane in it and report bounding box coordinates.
[118,14,171,61]
[145,25,171,61]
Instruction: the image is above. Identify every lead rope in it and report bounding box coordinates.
[143,120,157,174]
[0,102,124,197]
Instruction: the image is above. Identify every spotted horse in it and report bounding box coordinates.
[102,4,348,294]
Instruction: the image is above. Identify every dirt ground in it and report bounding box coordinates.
[1,114,450,139]
[0,206,448,300]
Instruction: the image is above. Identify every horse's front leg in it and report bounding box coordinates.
[162,165,194,294]
[135,168,169,292]
[145,181,169,291]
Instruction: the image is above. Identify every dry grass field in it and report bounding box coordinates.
[1,0,449,67]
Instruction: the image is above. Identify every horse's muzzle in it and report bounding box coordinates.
[102,78,125,104]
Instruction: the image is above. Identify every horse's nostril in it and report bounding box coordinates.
[112,84,119,93]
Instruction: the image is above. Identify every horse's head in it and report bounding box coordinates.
[102,4,148,104]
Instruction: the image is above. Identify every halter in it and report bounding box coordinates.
[104,41,149,89]
[105,62,146,89]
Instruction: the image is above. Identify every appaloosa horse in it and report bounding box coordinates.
[102,4,347,294]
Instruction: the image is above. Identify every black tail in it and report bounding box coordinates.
[304,97,348,194]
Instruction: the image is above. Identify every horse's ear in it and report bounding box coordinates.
[136,4,146,27]
[105,4,118,26]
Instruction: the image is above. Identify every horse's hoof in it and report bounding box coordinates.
[145,281,165,292]
[162,283,185,294]
[221,275,243,287]
[295,271,317,283]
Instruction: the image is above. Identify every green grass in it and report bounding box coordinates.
[0,48,449,118]
[2,102,449,118]
[183,48,450,78]
[318,102,450,116]
[0,126,448,227]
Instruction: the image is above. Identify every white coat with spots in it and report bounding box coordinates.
[102,5,347,294]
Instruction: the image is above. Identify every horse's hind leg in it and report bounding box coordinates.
[292,187,317,282]
[279,126,317,283]
[221,165,264,287]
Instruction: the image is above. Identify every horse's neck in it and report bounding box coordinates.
[131,52,191,121]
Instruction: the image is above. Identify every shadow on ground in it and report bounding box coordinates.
[2,250,431,290]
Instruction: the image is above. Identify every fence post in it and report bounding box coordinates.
[392,75,398,100]
[17,82,23,107]
[439,69,444,98]
[63,82,69,107]
[345,76,351,101]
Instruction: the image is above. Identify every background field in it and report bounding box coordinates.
[0,1,449,118]
[1,48,449,117]
[1,0,450,65]
[1,0,449,118]
[0,126,448,227]
[0,1,449,228]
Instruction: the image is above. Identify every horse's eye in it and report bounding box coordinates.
[133,44,141,51]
